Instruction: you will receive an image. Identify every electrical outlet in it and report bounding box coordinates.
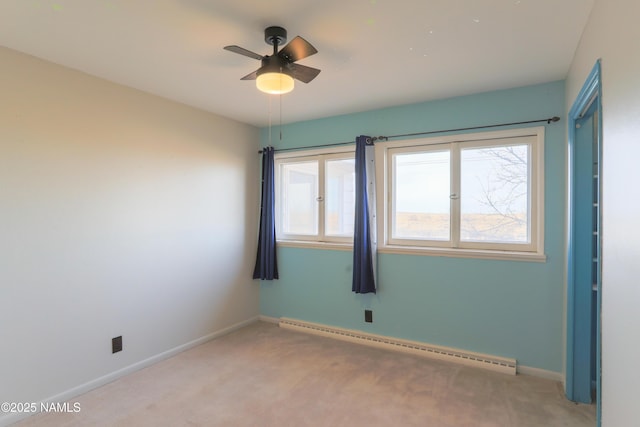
[112,336,123,353]
[365,310,373,323]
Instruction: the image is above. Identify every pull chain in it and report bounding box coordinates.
[279,93,283,141]
[268,95,272,145]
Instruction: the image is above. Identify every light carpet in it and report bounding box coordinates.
[16,321,595,426]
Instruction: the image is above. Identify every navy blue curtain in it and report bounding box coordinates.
[253,146,279,280]
[352,135,376,293]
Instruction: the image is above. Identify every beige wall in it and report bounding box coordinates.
[0,46,260,423]
[566,0,640,425]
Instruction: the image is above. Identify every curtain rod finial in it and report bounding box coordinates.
[369,136,388,144]
[549,116,560,124]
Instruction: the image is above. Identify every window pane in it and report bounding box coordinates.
[280,161,318,235]
[325,158,355,237]
[460,145,529,243]
[392,150,450,240]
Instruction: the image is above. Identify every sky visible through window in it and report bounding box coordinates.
[395,145,528,215]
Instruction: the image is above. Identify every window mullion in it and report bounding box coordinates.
[388,153,396,241]
[450,143,461,248]
[317,157,325,242]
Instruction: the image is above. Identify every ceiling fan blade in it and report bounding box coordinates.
[240,69,259,80]
[290,63,321,83]
[224,45,264,61]
[278,36,318,62]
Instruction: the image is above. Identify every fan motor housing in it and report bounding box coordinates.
[265,26,287,47]
[259,55,293,76]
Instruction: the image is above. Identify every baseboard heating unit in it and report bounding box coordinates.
[279,317,516,375]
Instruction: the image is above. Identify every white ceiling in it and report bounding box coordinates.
[0,0,594,127]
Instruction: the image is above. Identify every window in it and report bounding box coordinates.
[392,147,451,241]
[275,149,355,244]
[381,128,544,257]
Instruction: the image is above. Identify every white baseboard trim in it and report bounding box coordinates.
[0,316,259,427]
[517,365,564,382]
[258,315,280,324]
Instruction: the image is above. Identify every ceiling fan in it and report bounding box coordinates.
[224,26,321,94]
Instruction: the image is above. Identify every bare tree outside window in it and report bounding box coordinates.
[461,144,529,243]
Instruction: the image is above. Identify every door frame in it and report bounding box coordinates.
[566,59,602,421]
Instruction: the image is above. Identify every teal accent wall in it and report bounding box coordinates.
[260,81,566,373]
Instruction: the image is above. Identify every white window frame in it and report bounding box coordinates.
[275,146,356,249]
[375,127,546,261]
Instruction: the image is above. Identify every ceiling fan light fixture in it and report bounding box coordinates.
[256,71,295,95]
[224,26,319,95]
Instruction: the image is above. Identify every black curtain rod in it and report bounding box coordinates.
[258,116,560,153]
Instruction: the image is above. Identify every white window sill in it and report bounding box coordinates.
[276,240,547,262]
[276,240,353,251]
[379,245,547,262]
